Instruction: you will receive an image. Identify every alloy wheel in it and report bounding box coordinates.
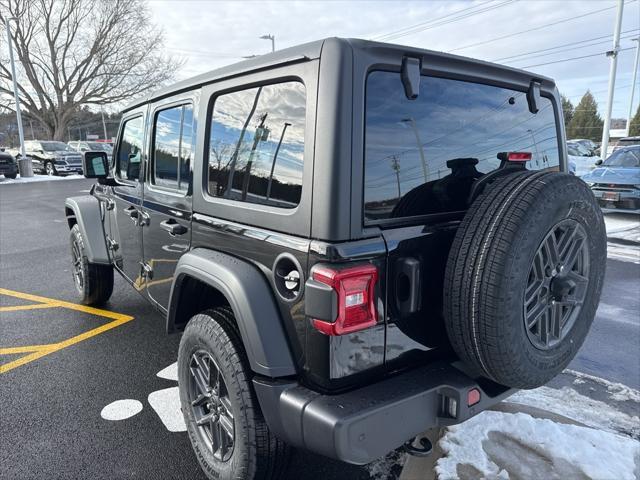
[188,350,235,462]
[46,162,55,175]
[524,219,590,350]
[71,237,84,292]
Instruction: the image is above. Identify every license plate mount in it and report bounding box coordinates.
[602,191,620,202]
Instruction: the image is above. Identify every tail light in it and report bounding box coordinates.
[310,264,378,336]
[508,152,532,162]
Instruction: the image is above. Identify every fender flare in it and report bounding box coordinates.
[168,248,297,378]
[64,196,110,265]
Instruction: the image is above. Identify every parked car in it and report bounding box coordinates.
[569,138,599,155]
[582,145,640,213]
[0,148,18,179]
[64,38,606,480]
[14,140,84,176]
[567,141,600,177]
[68,141,113,154]
[612,136,640,152]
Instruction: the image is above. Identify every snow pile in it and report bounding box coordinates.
[509,385,640,439]
[435,410,640,480]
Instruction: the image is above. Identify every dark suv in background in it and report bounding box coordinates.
[16,140,83,175]
[65,38,606,480]
[0,148,18,179]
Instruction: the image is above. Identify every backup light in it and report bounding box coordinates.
[311,264,378,336]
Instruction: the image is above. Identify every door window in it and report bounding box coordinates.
[116,116,144,181]
[152,104,193,191]
[364,71,560,222]
[207,81,306,208]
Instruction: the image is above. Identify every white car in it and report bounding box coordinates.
[567,142,601,177]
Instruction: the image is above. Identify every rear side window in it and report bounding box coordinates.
[152,104,193,191]
[116,116,144,181]
[364,72,560,222]
[207,81,306,208]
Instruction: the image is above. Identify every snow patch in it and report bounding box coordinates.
[100,399,143,421]
[510,386,640,439]
[436,410,640,480]
[0,174,84,184]
[147,387,186,432]
[565,369,640,403]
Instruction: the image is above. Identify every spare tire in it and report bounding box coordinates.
[444,170,606,389]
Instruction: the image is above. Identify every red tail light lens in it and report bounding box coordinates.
[508,151,532,162]
[467,388,481,406]
[311,264,378,336]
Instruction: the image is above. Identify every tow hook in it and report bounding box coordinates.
[403,436,433,457]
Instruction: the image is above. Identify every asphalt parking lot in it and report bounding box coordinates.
[1,177,638,479]
[0,178,388,480]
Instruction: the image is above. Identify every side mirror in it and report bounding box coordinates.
[83,151,109,178]
[595,159,603,166]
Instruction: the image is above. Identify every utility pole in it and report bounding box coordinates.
[241,113,268,201]
[601,0,624,158]
[625,38,639,136]
[401,118,427,182]
[390,156,401,200]
[266,122,291,200]
[101,108,109,140]
[260,34,275,52]
[4,16,33,177]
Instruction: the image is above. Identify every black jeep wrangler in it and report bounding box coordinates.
[65,38,606,480]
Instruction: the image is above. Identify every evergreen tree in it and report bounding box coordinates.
[629,105,640,136]
[561,94,574,129]
[566,91,603,141]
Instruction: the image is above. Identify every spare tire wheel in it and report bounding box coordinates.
[444,171,606,389]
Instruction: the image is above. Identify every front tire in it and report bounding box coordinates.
[178,308,290,480]
[70,224,114,305]
[45,161,57,176]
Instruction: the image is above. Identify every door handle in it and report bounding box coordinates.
[160,219,188,236]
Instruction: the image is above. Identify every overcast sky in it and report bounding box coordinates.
[148,0,639,120]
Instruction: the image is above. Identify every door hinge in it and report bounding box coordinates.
[139,262,154,280]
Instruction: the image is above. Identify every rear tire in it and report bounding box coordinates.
[178,308,290,480]
[70,224,114,305]
[444,171,606,388]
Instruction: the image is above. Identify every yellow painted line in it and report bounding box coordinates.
[0,288,134,374]
[0,303,63,313]
[0,344,54,354]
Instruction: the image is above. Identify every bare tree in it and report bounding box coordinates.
[0,0,179,140]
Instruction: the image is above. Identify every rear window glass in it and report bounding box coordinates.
[207,81,306,208]
[364,71,560,222]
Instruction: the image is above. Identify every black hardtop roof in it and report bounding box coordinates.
[123,37,555,112]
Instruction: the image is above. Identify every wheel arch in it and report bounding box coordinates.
[168,248,297,378]
[64,196,110,265]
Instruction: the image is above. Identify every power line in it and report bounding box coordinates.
[449,1,637,53]
[522,47,635,69]
[371,0,515,42]
[493,29,639,63]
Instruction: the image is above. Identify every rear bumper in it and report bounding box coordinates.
[253,361,513,464]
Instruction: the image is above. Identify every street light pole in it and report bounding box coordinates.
[401,118,427,182]
[266,122,291,200]
[4,16,33,177]
[625,38,639,136]
[260,34,275,52]
[101,108,109,141]
[601,0,624,159]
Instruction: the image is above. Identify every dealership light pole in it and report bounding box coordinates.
[4,16,33,176]
[401,118,427,182]
[260,34,275,53]
[601,0,624,158]
[625,38,639,136]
